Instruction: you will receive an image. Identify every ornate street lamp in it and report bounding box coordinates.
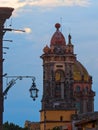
[29,78,39,101]
[3,76,39,101]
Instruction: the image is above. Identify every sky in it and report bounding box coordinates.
[0,0,98,127]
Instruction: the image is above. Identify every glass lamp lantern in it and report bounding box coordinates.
[29,79,39,101]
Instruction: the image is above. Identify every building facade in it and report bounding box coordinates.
[40,23,95,130]
[74,112,98,130]
[25,120,40,130]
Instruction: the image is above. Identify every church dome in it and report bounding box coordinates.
[73,60,90,81]
[50,23,66,47]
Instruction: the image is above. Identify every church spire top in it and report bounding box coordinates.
[50,23,66,46]
[55,23,61,31]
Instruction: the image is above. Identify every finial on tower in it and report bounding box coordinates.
[68,34,72,44]
[55,23,61,30]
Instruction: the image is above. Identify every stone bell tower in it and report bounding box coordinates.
[41,23,76,110]
[40,23,95,130]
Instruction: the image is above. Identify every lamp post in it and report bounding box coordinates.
[0,7,14,130]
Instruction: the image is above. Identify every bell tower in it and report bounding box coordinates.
[40,23,77,130]
[41,23,76,110]
[40,23,95,130]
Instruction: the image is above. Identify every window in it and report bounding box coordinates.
[75,102,81,113]
[76,86,80,92]
[55,70,64,82]
[84,86,88,93]
[55,71,61,81]
[60,116,63,121]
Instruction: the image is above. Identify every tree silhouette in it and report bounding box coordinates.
[3,122,28,130]
[52,126,61,130]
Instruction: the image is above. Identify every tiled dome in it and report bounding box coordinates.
[50,23,66,47]
[73,60,90,81]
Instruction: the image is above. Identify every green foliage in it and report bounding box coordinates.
[52,126,61,130]
[3,121,29,130]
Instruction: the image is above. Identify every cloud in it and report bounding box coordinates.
[0,0,91,10]
[0,0,26,9]
[29,0,91,7]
